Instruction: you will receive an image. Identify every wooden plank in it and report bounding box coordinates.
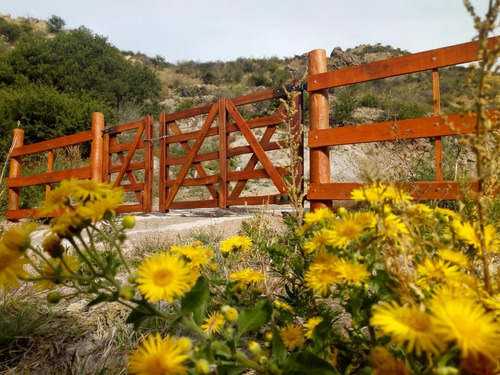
[307,181,479,201]
[170,200,219,209]
[308,37,500,91]
[6,167,91,188]
[104,120,142,134]
[9,130,93,157]
[164,103,218,209]
[164,175,219,187]
[113,122,144,187]
[228,167,289,181]
[108,161,145,173]
[162,104,213,122]
[226,100,287,194]
[109,141,145,153]
[169,122,219,200]
[219,98,228,208]
[115,204,144,213]
[159,113,168,212]
[143,116,154,213]
[118,183,144,192]
[227,196,285,206]
[163,114,283,144]
[229,126,277,199]
[308,111,495,148]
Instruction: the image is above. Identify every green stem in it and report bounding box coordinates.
[211,341,266,373]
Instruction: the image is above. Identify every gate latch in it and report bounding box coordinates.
[275,195,291,203]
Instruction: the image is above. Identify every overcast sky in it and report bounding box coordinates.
[1,0,494,63]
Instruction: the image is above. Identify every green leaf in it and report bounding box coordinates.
[181,276,210,319]
[282,351,339,375]
[237,298,272,338]
[270,322,287,364]
[125,305,152,330]
[87,292,114,307]
[311,321,330,354]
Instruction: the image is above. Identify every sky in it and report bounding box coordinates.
[1,0,494,63]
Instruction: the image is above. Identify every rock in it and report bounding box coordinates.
[329,47,361,69]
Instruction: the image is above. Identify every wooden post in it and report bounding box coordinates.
[159,113,167,212]
[143,116,154,213]
[308,49,331,211]
[433,68,443,181]
[90,112,104,183]
[218,98,227,209]
[8,128,24,212]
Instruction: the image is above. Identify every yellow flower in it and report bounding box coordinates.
[278,301,294,312]
[35,254,80,291]
[303,207,335,226]
[408,203,433,218]
[71,179,113,202]
[1,222,37,252]
[435,206,460,221]
[334,259,370,285]
[136,252,192,302]
[430,295,500,360]
[436,248,469,268]
[302,228,335,254]
[0,245,29,292]
[353,211,377,229]
[304,317,323,339]
[171,245,213,268]
[416,258,464,292]
[42,234,64,258]
[41,180,74,213]
[304,253,341,295]
[201,312,225,335]
[351,184,412,205]
[220,236,252,253]
[127,333,189,375]
[229,268,265,286]
[371,346,410,375]
[370,301,443,356]
[280,323,305,351]
[379,213,409,242]
[329,214,365,249]
[452,220,500,254]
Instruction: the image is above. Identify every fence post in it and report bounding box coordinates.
[308,49,331,211]
[218,98,228,209]
[90,112,104,183]
[8,128,24,212]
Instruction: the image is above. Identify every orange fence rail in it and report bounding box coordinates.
[306,37,500,209]
[5,37,498,219]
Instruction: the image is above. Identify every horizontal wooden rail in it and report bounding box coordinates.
[104,120,143,134]
[6,167,91,188]
[307,37,499,91]
[308,111,496,148]
[308,181,479,201]
[9,131,92,157]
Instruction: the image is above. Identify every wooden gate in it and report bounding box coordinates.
[102,116,154,214]
[158,87,303,211]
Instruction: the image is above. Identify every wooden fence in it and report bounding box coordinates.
[5,37,499,219]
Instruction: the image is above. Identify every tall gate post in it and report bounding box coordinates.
[308,49,331,211]
[90,112,104,183]
[218,98,228,209]
[7,128,24,212]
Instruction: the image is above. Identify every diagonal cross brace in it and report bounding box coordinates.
[164,103,219,209]
[226,100,287,194]
[113,121,144,188]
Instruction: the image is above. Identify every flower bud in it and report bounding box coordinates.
[337,207,348,218]
[47,291,61,304]
[122,215,136,229]
[209,263,218,272]
[248,341,261,355]
[118,285,135,300]
[258,356,268,366]
[224,307,239,322]
[195,359,211,375]
[176,337,192,352]
[128,272,139,284]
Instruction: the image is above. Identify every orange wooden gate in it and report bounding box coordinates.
[102,116,154,214]
[158,87,303,211]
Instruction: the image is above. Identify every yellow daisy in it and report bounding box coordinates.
[304,317,323,339]
[127,333,189,375]
[71,179,113,202]
[452,220,500,254]
[280,323,305,351]
[329,214,365,249]
[436,248,469,269]
[416,258,464,292]
[220,236,252,254]
[370,301,443,356]
[0,245,29,291]
[430,295,500,360]
[371,346,410,375]
[1,222,37,252]
[303,207,335,227]
[35,254,80,291]
[334,259,371,285]
[229,268,265,286]
[171,244,213,268]
[379,213,409,242]
[201,311,225,335]
[41,180,74,213]
[302,228,335,254]
[136,252,192,302]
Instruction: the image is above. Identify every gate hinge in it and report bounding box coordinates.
[275,82,308,95]
[102,126,117,134]
[275,195,291,203]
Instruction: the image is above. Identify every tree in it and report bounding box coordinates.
[47,15,65,33]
